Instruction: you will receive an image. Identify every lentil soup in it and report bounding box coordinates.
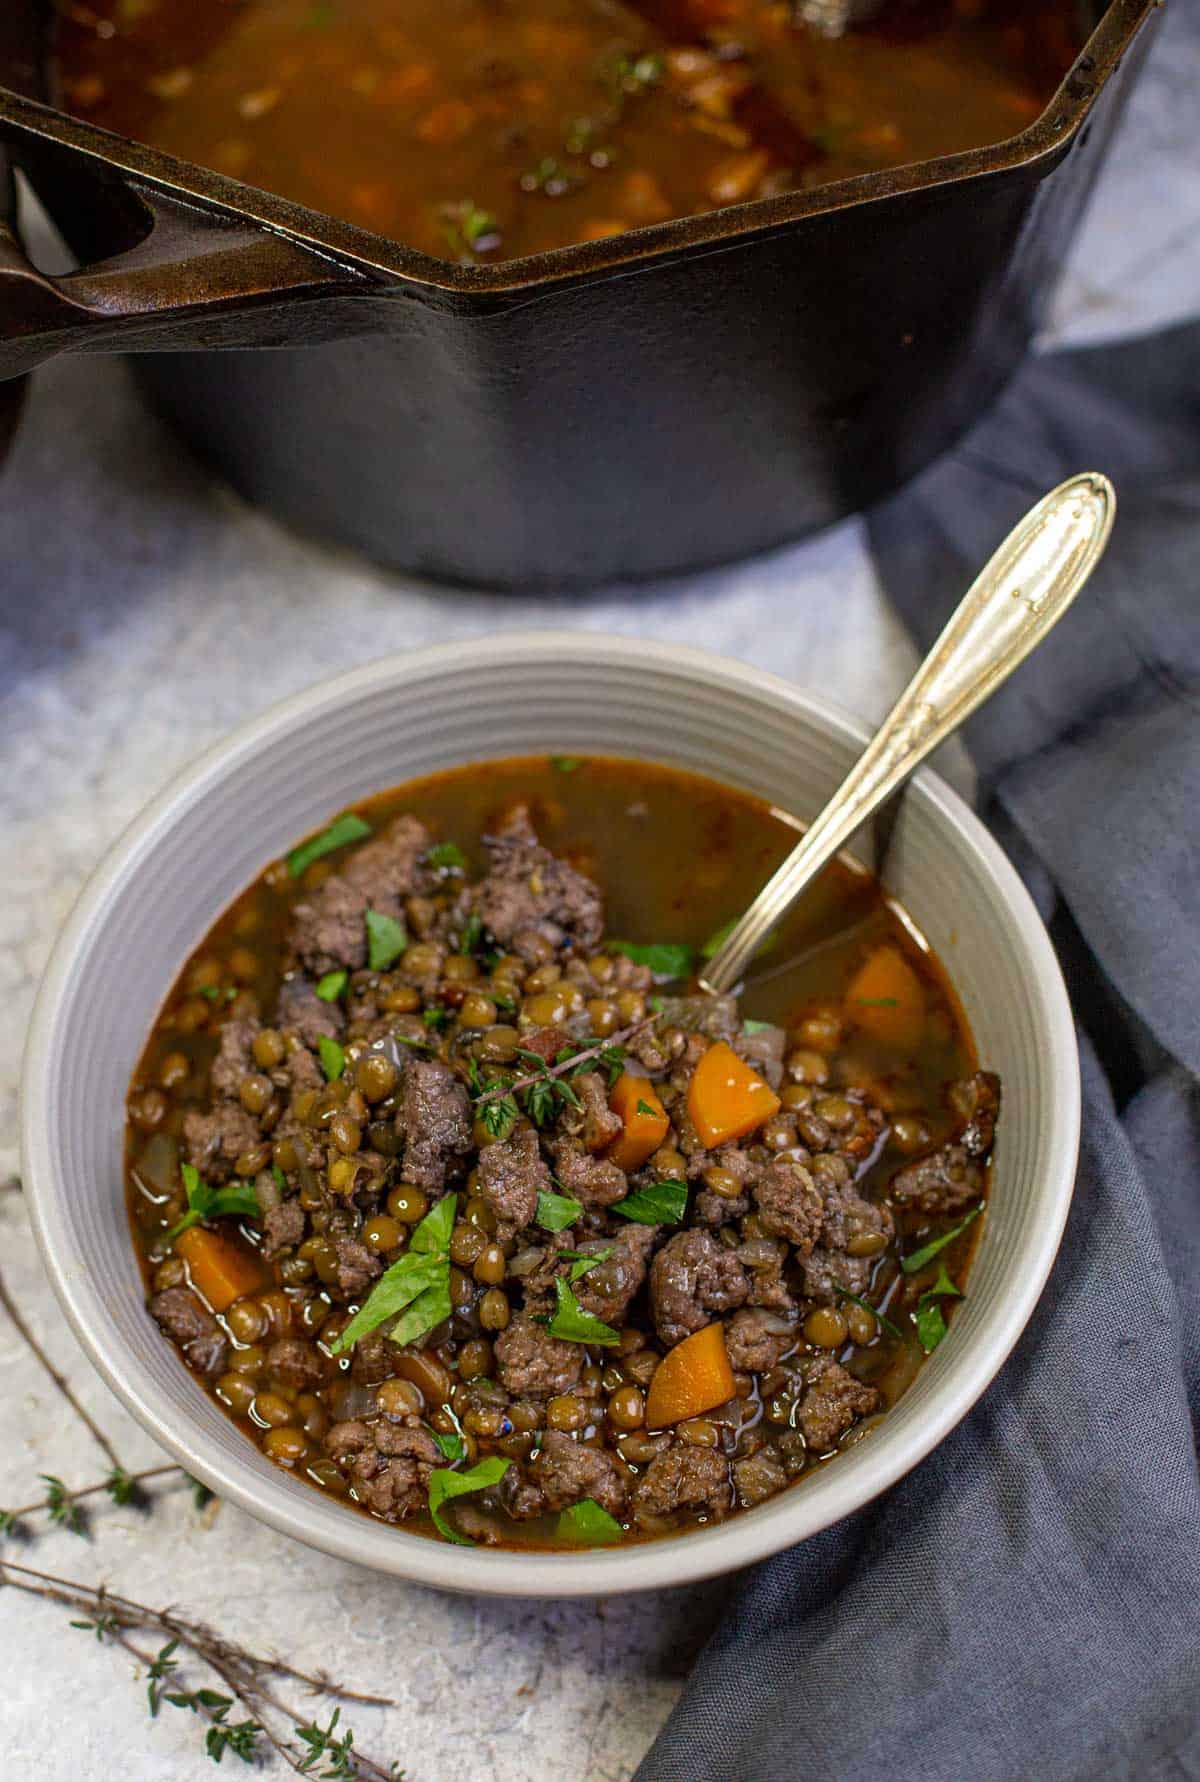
[53,0,1084,262]
[127,756,999,1549]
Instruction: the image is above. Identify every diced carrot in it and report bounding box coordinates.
[687,1040,781,1148]
[606,1073,670,1173]
[645,1322,735,1429]
[844,945,926,1053]
[176,1226,267,1313]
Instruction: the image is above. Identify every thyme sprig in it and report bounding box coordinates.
[0,1464,181,1540]
[471,1013,656,1112]
[0,1559,401,1776]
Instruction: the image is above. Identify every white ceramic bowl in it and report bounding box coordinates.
[21,634,1079,1596]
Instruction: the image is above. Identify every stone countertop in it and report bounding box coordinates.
[2,7,1198,1775]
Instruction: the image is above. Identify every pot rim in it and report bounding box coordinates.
[21,631,1082,1597]
[2,0,1156,308]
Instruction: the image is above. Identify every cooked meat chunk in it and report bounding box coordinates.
[801,1187,894,1302]
[651,1229,750,1347]
[325,1416,440,1520]
[753,1155,823,1251]
[332,1235,382,1301]
[182,1104,263,1183]
[149,1287,228,1376]
[471,806,603,961]
[736,1235,795,1313]
[208,1017,261,1100]
[734,1021,787,1088]
[494,1314,584,1397]
[288,814,429,975]
[265,1336,327,1392]
[476,1125,550,1235]
[276,976,345,1047]
[559,1072,622,1152]
[349,1330,398,1385]
[795,1358,881,1452]
[892,1071,1002,1215]
[724,1308,796,1373]
[399,1058,472,1191]
[733,1446,790,1508]
[504,1430,629,1520]
[260,1199,305,1258]
[553,1144,629,1208]
[950,1070,1002,1158]
[632,1442,733,1524]
[573,1223,659,1326]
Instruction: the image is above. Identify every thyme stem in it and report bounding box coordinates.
[473,1013,656,1107]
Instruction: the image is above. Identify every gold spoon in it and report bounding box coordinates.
[699,471,1115,996]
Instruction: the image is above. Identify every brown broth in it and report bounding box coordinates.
[126,755,988,1548]
[53,0,1085,263]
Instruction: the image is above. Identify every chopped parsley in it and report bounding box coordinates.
[428,1456,511,1544]
[329,1193,457,1355]
[608,940,694,980]
[612,1180,688,1226]
[459,911,483,956]
[545,1278,619,1346]
[535,1190,583,1233]
[365,908,407,972]
[423,1005,451,1033]
[563,1247,613,1283]
[556,1499,623,1545]
[317,1035,345,1082]
[915,1266,963,1353]
[549,756,583,773]
[165,1164,259,1243]
[425,841,469,873]
[285,812,371,879]
[901,1205,982,1276]
[742,1019,773,1035]
[635,1098,657,1118]
[315,970,348,1002]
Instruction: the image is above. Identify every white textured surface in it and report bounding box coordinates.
[2,1,1197,1770]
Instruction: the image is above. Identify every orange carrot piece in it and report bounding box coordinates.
[176,1226,266,1313]
[687,1040,781,1148]
[844,944,926,1053]
[606,1073,670,1173]
[645,1322,735,1429]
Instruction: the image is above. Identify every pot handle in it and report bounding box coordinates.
[0,123,375,381]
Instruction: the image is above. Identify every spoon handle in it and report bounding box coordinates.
[700,471,1115,995]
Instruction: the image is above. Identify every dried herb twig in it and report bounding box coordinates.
[473,1013,656,1107]
[0,1263,125,1472]
[1,1558,401,1776]
[0,1463,181,1535]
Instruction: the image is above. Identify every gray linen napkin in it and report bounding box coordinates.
[636,320,1200,1782]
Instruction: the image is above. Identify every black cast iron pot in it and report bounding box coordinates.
[0,0,1157,590]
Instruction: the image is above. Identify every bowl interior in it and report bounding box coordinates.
[21,635,1079,1595]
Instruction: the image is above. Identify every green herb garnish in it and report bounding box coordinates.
[433,1428,467,1463]
[315,970,348,1002]
[428,1456,512,1544]
[901,1205,982,1275]
[460,911,483,956]
[365,908,407,972]
[271,1161,287,1194]
[423,1005,451,1032]
[555,1499,623,1545]
[536,1190,583,1233]
[317,1035,345,1082]
[286,812,371,879]
[328,1193,457,1354]
[914,1265,963,1353]
[481,1095,519,1142]
[563,1247,613,1283]
[165,1163,260,1243]
[546,1278,619,1346]
[742,1019,773,1034]
[549,756,582,773]
[425,841,469,873]
[608,940,694,980]
[198,984,237,1004]
[612,1180,688,1226]
[635,1098,657,1117]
